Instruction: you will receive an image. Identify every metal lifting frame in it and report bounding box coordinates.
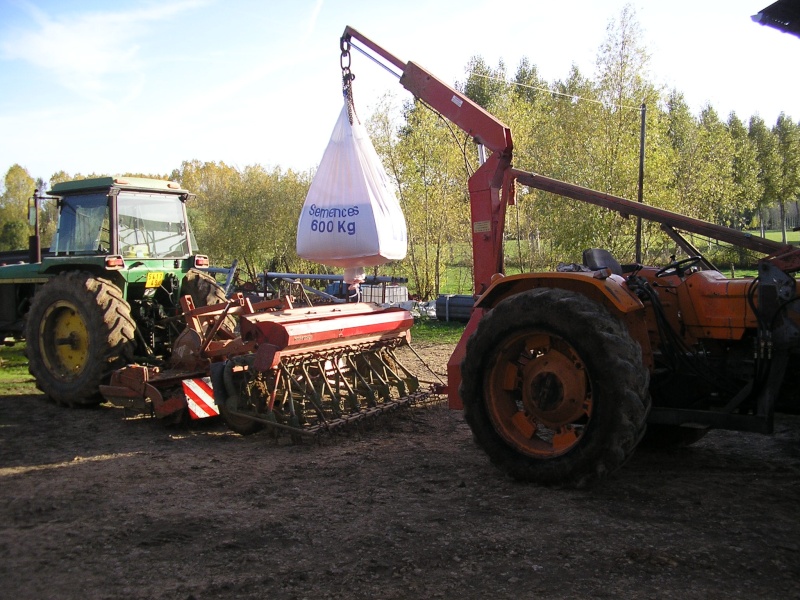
[341,26,800,292]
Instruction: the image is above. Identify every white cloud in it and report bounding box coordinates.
[1,0,209,101]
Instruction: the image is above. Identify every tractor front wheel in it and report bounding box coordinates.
[461,288,651,487]
[25,271,136,405]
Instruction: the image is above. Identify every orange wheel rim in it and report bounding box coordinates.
[485,330,592,458]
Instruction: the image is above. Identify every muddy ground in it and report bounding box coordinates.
[1,341,799,600]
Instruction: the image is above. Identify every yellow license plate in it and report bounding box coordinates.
[145,272,165,288]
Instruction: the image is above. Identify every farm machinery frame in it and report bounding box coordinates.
[9,26,798,488]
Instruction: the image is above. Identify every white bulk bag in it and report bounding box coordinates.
[296,102,407,268]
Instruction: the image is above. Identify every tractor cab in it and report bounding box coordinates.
[50,176,196,259]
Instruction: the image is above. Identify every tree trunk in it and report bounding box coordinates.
[780,200,787,244]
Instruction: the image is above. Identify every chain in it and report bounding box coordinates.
[340,36,358,125]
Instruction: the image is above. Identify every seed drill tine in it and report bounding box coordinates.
[383,350,421,394]
[315,356,348,417]
[344,352,381,406]
[372,348,410,396]
[331,359,360,411]
[368,349,398,399]
[302,359,341,419]
[280,365,305,429]
[292,362,330,423]
[270,378,293,423]
[349,353,392,402]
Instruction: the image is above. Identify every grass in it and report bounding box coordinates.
[0,343,38,396]
[411,317,466,345]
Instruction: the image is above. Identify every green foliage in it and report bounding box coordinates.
[0,164,34,215]
[0,165,35,247]
[726,113,761,229]
[171,160,313,281]
[772,114,800,243]
[369,95,473,299]
[460,56,508,110]
[0,220,28,251]
[749,115,782,236]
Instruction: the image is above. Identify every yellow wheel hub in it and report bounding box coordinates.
[39,301,89,381]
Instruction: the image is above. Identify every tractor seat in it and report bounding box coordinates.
[123,244,150,258]
[582,248,623,276]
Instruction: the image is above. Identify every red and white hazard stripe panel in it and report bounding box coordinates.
[182,377,220,420]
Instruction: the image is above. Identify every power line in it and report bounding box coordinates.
[467,72,644,113]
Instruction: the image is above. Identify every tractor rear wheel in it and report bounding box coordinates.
[218,357,266,436]
[25,271,136,406]
[179,269,235,334]
[461,288,650,487]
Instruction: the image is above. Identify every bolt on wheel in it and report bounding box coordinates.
[485,331,592,458]
[39,300,90,381]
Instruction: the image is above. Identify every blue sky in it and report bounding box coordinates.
[1,0,798,186]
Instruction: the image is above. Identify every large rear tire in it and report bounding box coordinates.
[25,271,136,406]
[179,269,236,334]
[461,288,650,487]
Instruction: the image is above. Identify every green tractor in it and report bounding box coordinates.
[0,176,229,405]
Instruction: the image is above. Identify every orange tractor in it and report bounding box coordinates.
[102,27,799,487]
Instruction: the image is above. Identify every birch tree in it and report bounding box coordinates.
[772,114,800,242]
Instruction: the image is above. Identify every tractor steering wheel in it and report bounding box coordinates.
[655,256,703,278]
